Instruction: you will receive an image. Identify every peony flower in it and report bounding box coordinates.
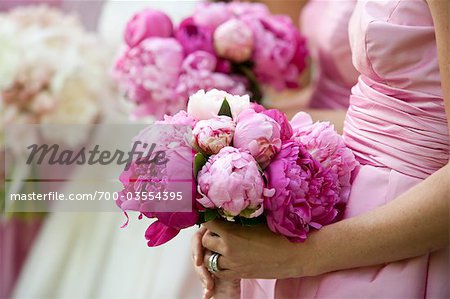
[291,112,359,203]
[261,109,293,141]
[214,19,254,63]
[228,2,270,17]
[187,89,250,121]
[242,14,308,90]
[157,110,197,128]
[124,9,173,48]
[192,2,232,30]
[113,38,185,118]
[249,102,266,113]
[117,143,198,247]
[233,109,282,168]
[192,116,235,155]
[177,51,247,99]
[197,147,271,218]
[175,17,214,55]
[264,140,340,242]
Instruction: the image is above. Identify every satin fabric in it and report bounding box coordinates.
[242,1,449,297]
[300,0,359,109]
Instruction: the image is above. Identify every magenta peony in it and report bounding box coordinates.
[113,38,185,118]
[192,116,235,155]
[264,140,340,242]
[197,147,269,218]
[175,17,214,55]
[291,112,359,203]
[117,142,198,247]
[233,109,282,168]
[124,9,173,48]
[261,109,293,141]
[242,14,308,90]
[214,19,254,63]
[187,88,250,121]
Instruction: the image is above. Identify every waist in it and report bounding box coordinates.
[343,76,449,179]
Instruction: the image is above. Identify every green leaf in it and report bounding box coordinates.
[204,209,219,222]
[218,98,232,118]
[193,152,207,180]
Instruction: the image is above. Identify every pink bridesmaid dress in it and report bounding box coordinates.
[300,0,359,109]
[242,0,449,298]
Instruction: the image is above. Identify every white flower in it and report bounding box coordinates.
[187,89,250,120]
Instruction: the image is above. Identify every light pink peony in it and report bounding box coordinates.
[113,38,185,118]
[187,88,250,121]
[192,2,232,30]
[192,116,235,155]
[242,14,308,90]
[233,109,282,168]
[264,140,340,242]
[156,110,197,128]
[260,109,293,141]
[197,147,270,218]
[249,102,266,113]
[124,9,173,48]
[291,112,359,203]
[214,19,254,63]
[176,51,247,99]
[228,2,270,17]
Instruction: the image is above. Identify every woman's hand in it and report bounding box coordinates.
[192,227,215,299]
[201,220,304,280]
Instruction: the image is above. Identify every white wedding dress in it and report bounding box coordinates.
[12,1,202,298]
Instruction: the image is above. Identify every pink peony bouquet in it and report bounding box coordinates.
[113,2,308,119]
[117,89,358,246]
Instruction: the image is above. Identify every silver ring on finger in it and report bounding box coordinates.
[207,252,221,273]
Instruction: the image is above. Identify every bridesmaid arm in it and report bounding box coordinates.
[295,164,449,277]
[293,0,450,277]
[428,0,450,133]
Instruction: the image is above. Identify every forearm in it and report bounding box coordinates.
[294,163,450,278]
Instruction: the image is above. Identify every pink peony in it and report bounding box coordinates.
[117,142,198,247]
[233,109,282,168]
[261,109,293,141]
[192,116,235,155]
[192,2,232,30]
[175,17,214,55]
[124,9,173,48]
[291,112,359,203]
[264,140,340,242]
[176,51,247,100]
[187,88,250,121]
[157,110,197,128]
[228,2,270,17]
[197,147,270,218]
[242,14,308,90]
[214,19,254,63]
[249,102,266,113]
[113,38,185,118]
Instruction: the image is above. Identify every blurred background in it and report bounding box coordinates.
[0,1,308,299]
